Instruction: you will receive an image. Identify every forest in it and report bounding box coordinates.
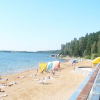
[61,31,100,59]
[37,50,61,54]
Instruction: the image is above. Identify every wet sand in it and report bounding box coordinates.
[0,60,92,100]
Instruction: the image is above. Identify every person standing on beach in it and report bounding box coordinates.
[37,69,38,73]
[73,63,75,70]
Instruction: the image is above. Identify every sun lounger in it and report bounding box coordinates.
[0,83,7,86]
[39,80,45,84]
[10,81,19,84]
[8,81,20,86]
[0,78,8,81]
[29,74,37,76]
[0,86,6,88]
[46,76,54,80]
[39,78,46,84]
[33,79,40,81]
[14,81,20,84]
[49,77,54,79]
[0,94,8,97]
[18,76,25,78]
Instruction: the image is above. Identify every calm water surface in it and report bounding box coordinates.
[0,52,65,76]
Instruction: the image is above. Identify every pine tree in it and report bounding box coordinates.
[91,41,97,54]
[97,35,100,56]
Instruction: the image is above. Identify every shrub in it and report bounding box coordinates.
[84,55,91,59]
[91,53,98,60]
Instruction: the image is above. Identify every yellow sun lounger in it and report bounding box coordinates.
[92,57,100,69]
[39,62,47,72]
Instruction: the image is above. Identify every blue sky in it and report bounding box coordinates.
[0,0,100,51]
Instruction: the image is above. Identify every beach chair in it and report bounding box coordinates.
[39,78,46,84]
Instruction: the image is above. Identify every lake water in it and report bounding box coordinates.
[0,52,65,76]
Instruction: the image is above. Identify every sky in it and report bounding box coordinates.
[0,0,100,51]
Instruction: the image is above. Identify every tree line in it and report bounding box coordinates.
[61,31,100,59]
[37,50,61,54]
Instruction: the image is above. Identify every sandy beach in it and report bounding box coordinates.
[0,59,92,100]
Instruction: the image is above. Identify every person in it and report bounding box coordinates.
[81,58,83,62]
[48,76,50,79]
[41,70,44,73]
[37,69,38,73]
[60,54,62,58]
[6,79,8,81]
[53,69,55,75]
[35,74,37,76]
[50,70,55,77]
[73,63,75,70]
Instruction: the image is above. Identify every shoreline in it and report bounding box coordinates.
[1,57,67,77]
[2,60,66,77]
[0,59,92,100]
[0,52,66,77]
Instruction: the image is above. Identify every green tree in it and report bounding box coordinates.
[60,31,100,58]
[91,41,97,54]
[61,44,65,54]
[73,40,79,56]
[97,35,100,56]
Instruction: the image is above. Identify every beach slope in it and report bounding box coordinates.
[0,60,92,100]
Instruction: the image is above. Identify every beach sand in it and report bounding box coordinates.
[0,60,92,100]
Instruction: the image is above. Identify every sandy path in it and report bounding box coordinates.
[0,60,92,100]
